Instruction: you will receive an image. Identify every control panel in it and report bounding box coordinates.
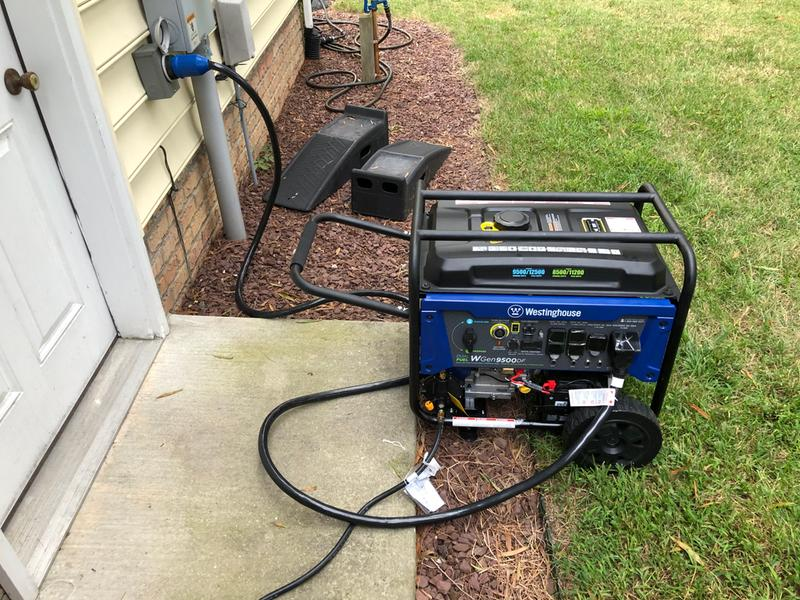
[418,294,676,382]
[441,311,647,372]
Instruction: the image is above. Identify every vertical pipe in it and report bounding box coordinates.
[191,70,246,240]
[233,81,258,187]
[302,0,313,28]
[371,8,380,78]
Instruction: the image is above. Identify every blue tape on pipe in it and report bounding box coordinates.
[167,54,210,79]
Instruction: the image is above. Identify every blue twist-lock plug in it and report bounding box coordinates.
[165,54,210,79]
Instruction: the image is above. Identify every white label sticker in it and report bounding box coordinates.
[451,416,517,429]
[411,456,441,480]
[605,217,642,233]
[568,388,616,407]
[404,473,445,512]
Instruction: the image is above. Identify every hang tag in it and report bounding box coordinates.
[404,473,445,512]
[414,456,441,480]
[568,388,616,407]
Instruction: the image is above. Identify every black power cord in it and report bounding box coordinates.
[258,377,445,600]
[259,388,613,528]
[203,60,615,599]
[202,61,408,320]
[307,4,413,112]
[255,378,612,598]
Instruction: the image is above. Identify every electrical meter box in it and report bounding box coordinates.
[141,0,215,53]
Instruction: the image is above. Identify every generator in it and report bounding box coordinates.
[408,185,695,467]
[290,184,695,468]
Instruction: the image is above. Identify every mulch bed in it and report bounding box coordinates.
[179,8,554,598]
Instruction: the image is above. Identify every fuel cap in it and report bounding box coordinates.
[493,210,530,230]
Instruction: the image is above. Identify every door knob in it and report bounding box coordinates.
[4,68,40,95]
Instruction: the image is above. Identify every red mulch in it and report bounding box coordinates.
[178,8,554,599]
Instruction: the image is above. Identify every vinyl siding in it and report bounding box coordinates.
[76,0,298,224]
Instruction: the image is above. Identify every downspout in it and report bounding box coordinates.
[192,40,247,240]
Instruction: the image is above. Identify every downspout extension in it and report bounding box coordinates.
[303,0,321,59]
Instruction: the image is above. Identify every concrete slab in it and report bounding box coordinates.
[39,315,416,600]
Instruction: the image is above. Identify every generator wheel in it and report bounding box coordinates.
[563,395,662,468]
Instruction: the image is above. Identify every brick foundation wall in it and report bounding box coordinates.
[142,7,304,312]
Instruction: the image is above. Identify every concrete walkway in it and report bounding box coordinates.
[39,315,416,600]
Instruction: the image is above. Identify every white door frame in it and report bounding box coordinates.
[0,532,36,600]
[2,0,168,340]
[2,1,168,597]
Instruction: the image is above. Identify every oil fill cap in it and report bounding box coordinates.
[494,210,530,230]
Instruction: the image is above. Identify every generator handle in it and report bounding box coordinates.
[642,183,697,414]
[290,212,410,318]
[408,183,697,417]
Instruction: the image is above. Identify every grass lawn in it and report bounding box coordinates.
[388,0,799,597]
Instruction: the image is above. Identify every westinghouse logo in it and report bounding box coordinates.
[507,305,524,318]
[507,306,582,318]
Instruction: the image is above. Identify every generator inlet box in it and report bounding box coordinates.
[133,43,180,99]
[141,0,215,53]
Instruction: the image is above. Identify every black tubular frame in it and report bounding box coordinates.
[290,212,411,318]
[289,185,695,418]
[408,183,696,421]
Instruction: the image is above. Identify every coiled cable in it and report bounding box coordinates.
[307,4,413,112]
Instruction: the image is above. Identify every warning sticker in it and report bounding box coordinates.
[186,12,201,49]
[604,217,641,233]
[568,388,616,407]
[544,213,563,231]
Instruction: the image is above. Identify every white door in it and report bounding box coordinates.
[0,15,116,522]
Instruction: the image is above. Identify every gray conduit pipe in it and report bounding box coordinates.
[192,63,246,240]
[233,81,258,187]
